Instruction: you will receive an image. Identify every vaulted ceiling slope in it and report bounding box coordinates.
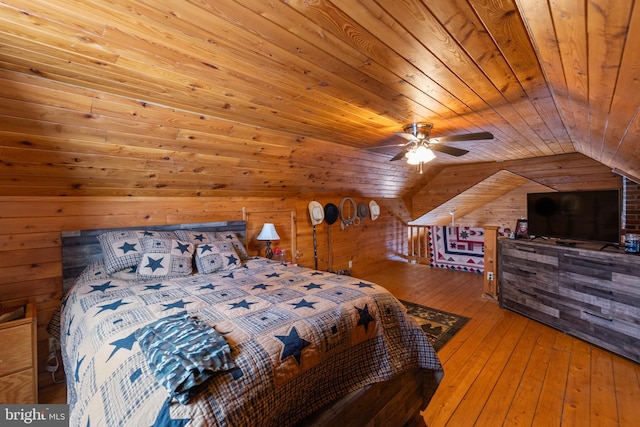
[0,0,638,198]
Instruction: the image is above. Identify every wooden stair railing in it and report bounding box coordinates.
[408,225,431,264]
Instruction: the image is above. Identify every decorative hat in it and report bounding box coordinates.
[357,201,369,219]
[308,201,324,226]
[369,200,380,221]
[324,203,339,225]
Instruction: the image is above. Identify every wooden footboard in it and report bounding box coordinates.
[299,367,442,427]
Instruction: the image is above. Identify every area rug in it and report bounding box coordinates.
[400,299,470,352]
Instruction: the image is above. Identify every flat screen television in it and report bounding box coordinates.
[526,189,621,245]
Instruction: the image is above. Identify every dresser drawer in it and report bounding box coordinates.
[0,368,36,403]
[0,323,33,377]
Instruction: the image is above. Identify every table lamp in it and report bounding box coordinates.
[257,223,280,259]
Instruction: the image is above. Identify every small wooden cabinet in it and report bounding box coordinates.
[0,302,38,403]
[499,239,640,363]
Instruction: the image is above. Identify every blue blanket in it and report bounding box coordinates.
[136,312,235,404]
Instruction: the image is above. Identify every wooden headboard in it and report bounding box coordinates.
[61,221,246,292]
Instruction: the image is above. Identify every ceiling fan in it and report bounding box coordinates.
[380,123,494,173]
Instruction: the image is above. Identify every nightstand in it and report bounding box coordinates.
[0,302,38,403]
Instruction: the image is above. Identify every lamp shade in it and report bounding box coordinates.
[257,223,280,241]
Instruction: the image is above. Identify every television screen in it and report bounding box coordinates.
[526,189,621,245]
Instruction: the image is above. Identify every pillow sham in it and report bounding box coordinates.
[76,258,111,284]
[174,230,250,260]
[136,238,195,279]
[194,241,241,274]
[97,230,175,274]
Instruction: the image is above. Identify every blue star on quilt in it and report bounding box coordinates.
[226,254,239,265]
[96,299,130,314]
[162,300,191,310]
[266,272,281,278]
[118,241,138,254]
[151,398,190,427]
[199,244,213,253]
[193,233,206,242]
[291,299,317,310]
[353,281,374,289]
[252,283,270,290]
[304,282,322,290]
[222,272,235,278]
[89,281,117,293]
[142,231,155,237]
[107,330,138,361]
[222,233,233,240]
[75,355,85,382]
[230,299,256,310]
[275,327,311,365]
[198,245,213,254]
[66,315,74,336]
[356,304,375,332]
[144,256,165,272]
[174,241,191,254]
[145,283,165,291]
[310,271,324,276]
[199,284,216,291]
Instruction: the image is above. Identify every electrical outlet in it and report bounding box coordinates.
[348,260,353,269]
[487,272,494,281]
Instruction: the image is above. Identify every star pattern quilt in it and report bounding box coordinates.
[60,257,442,427]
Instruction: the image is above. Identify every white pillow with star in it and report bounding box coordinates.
[136,238,195,279]
[194,241,241,274]
[97,230,176,274]
[174,230,250,260]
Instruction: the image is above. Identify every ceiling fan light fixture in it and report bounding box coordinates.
[406,145,435,165]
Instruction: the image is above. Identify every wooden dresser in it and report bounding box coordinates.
[498,239,640,363]
[0,302,38,403]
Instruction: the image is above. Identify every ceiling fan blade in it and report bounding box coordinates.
[390,149,408,161]
[431,144,469,157]
[394,132,419,142]
[435,131,494,144]
[367,142,407,149]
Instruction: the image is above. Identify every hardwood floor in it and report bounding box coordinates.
[363,262,640,427]
[39,261,640,426]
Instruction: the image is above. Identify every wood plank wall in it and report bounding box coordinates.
[0,195,408,392]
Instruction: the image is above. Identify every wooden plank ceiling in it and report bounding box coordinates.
[0,0,638,199]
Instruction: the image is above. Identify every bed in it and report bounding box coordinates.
[53,221,443,426]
